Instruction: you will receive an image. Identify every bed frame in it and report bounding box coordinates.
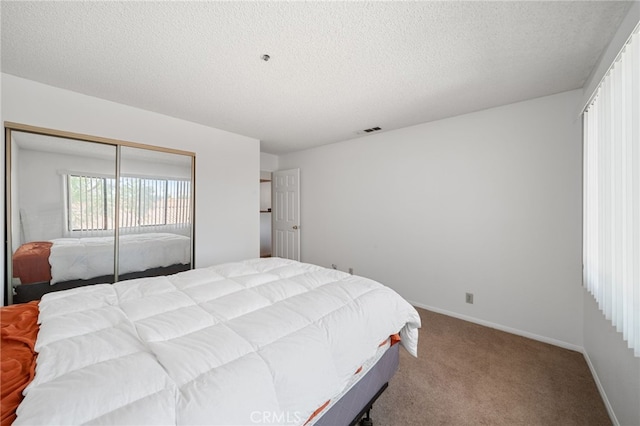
[316,342,399,426]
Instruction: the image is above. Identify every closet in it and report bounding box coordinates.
[260,171,272,257]
[4,122,195,304]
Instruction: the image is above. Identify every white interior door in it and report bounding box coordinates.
[272,168,300,261]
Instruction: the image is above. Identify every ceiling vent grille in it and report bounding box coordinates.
[357,126,382,135]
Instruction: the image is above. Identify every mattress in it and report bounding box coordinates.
[14,258,421,425]
[312,336,400,425]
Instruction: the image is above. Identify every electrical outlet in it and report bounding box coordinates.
[348,268,353,275]
[465,293,474,304]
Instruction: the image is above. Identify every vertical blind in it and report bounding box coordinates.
[67,174,192,236]
[583,27,640,357]
[67,174,114,235]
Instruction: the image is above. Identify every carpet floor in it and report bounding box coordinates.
[370,307,611,426]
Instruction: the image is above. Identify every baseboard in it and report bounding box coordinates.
[409,300,618,425]
[408,300,583,352]
[582,350,620,426]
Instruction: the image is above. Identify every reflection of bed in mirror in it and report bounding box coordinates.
[50,233,190,283]
[12,233,191,303]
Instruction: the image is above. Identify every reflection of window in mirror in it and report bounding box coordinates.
[13,132,117,243]
[65,174,192,235]
[66,174,115,233]
[119,146,193,237]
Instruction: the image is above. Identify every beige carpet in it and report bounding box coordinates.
[370,308,611,426]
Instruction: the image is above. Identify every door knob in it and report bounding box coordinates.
[293,225,299,230]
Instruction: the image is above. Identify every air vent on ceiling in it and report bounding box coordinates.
[356,126,382,135]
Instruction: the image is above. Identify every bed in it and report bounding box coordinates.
[1,258,420,425]
[11,233,191,302]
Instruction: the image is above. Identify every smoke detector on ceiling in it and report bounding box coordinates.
[356,126,382,135]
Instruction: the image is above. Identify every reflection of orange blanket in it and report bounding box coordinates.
[12,242,52,284]
[1,301,39,426]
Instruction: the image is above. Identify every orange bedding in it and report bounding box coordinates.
[12,242,53,284]
[1,301,39,426]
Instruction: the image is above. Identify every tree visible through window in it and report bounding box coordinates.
[67,174,191,232]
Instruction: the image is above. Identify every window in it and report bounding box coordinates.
[67,174,191,232]
[583,26,639,356]
[67,174,111,231]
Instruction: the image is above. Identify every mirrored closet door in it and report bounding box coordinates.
[117,146,193,281]
[5,123,195,304]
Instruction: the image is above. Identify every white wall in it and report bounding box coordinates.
[0,35,6,306]
[9,139,20,253]
[1,73,260,304]
[1,6,5,305]
[583,292,640,426]
[260,152,279,172]
[17,149,115,243]
[580,4,640,425]
[280,90,584,348]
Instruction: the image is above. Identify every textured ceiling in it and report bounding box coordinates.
[1,1,632,154]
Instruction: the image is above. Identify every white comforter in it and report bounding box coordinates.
[49,232,191,284]
[16,258,421,426]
